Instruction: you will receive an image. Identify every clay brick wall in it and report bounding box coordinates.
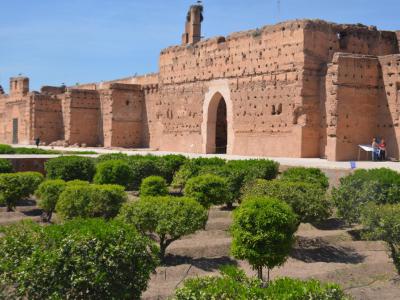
[62,89,100,146]
[397,31,400,51]
[378,54,400,159]
[3,97,32,144]
[32,94,63,144]
[99,84,144,148]
[155,20,307,156]
[303,22,398,159]
[324,54,382,161]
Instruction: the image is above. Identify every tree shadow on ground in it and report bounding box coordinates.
[22,209,42,217]
[164,255,237,272]
[291,237,365,264]
[312,218,347,230]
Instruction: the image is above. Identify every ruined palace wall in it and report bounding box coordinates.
[303,22,399,159]
[31,94,63,144]
[378,54,400,159]
[62,89,100,146]
[142,84,160,148]
[325,54,382,161]
[154,20,307,156]
[1,96,32,144]
[106,84,144,148]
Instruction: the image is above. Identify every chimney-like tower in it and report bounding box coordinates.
[10,76,29,96]
[182,4,203,45]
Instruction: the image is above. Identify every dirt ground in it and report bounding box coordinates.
[1,201,399,300]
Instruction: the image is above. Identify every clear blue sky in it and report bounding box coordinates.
[1,0,399,92]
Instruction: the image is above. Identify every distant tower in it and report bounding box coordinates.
[9,76,29,96]
[182,3,204,45]
[0,85,4,95]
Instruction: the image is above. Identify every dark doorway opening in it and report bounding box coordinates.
[12,118,18,144]
[215,98,227,154]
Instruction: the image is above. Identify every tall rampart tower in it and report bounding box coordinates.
[182,4,203,45]
[9,76,29,97]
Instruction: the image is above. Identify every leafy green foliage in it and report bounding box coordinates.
[242,179,331,224]
[0,219,159,299]
[231,196,298,280]
[173,266,350,300]
[140,176,169,197]
[0,144,15,154]
[0,172,44,211]
[94,159,133,188]
[118,196,207,260]
[128,156,161,190]
[0,159,13,173]
[56,183,127,220]
[96,153,130,164]
[35,179,67,222]
[332,168,400,224]
[361,203,400,273]
[172,157,226,190]
[184,174,230,208]
[281,167,329,190]
[0,144,95,155]
[45,156,96,182]
[154,154,188,184]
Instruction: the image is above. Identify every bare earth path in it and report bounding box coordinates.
[142,206,400,300]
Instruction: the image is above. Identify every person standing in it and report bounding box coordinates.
[372,138,379,161]
[35,137,40,148]
[379,138,387,161]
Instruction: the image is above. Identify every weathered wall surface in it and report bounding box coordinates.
[155,20,307,156]
[62,89,100,146]
[303,22,398,159]
[379,54,400,159]
[325,54,382,161]
[32,94,63,144]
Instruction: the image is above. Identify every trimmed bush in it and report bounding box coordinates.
[242,179,331,224]
[226,159,279,183]
[45,156,95,182]
[172,157,226,190]
[0,144,15,154]
[118,196,207,261]
[35,179,67,222]
[281,167,329,190]
[231,196,298,281]
[155,154,188,184]
[361,203,400,273]
[0,159,13,173]
[128,156,160,190]
[0,172,44,211]
[94,159,133,188]
[140,176,169,197]
[56,184,127,220]
[0,219,159,299]
[332,168,400,224]
[173,266,350,300]
[96,153,130,164]
[184,174,230,208]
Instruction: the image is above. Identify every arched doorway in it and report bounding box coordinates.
[215,98,227,154]
[203,92,229,154]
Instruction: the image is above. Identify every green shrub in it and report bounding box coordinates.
[173,266,350,300]
[140,176,169,197]
[172,157,226,190]
[281,167,329,190]
[0,144,15,154]
[231,196,298,281]
[184,174,230,208]
[94,159,133,188]
[332,168,400,224]
[45,156,95,182]
[0,219,159,299]
[0,159,13,173]
[226,159,279,183]
[35,179,67,222]
[128,156,160,190]
[0,172,44,211]
[118,196,207,261]
[242,179,331,224]
[14,147,59,154]
[56,184,127,220]
[96,153,130,164]
[361,203,400,273]
[155,154,188,184]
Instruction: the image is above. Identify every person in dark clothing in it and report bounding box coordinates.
[35,137,40,148]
